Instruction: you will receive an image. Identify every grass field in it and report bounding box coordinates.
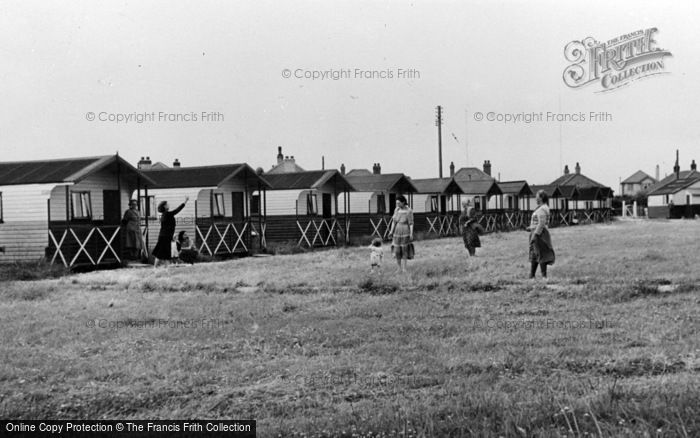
[1,220,699,437]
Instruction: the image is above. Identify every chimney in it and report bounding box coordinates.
[564,165,570,175]
[655,164,660,181]
[483,160,491,176]
[373,163,381,174]
[575,162,581,174]
[673,150,680,178]
[277,146,283,164]
[173,158,181,168]
[692,160,697,171]
[137,156,152,170]
[340,163,346,175]
[449,161,455,177]
[290,155,295,162]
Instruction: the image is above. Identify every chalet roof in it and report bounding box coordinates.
[622,170,655,184]
[647,170,700,196]
[529,185,563,199]
[0,155,155,186]
[264,170,355,192]
[496,180,532,197]
[453,167,494,181]
[577,186,603,201]
[557,185,579,199]
[142,163,270,189]
[455,180,503,197]
[410,177,463,194]
[343,173,417,193]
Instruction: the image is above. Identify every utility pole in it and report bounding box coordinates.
[436,105,443,178]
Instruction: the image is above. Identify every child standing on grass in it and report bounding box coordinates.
[369,237,383,274]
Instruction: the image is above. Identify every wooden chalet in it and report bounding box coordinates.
[139,163,271,257]
[337,166,417,240]
[410,177,464,236]
[0,155,153,267]
[261,170,355,247]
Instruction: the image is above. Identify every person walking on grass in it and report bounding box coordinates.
[152,197,189,268]
[387,194,414,274]
[526,189,555,279]
[459,199,485,257]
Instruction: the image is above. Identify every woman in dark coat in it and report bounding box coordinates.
[121,199,144,260]
[459,199,485,257]
[527,190,555,278]
[152,197,189,267]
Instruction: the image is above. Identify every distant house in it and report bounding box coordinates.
[621,170,656,196]
[453,160,505,209]
[550,162,613,209]
[647,160,700,218]
[0,155,153,266]
[410,177,464,236]
[267,146,305,174]
[139,162,271,256]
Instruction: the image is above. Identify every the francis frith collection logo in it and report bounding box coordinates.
[563,28,672,92]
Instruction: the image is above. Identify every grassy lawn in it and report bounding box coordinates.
[1,220,698,437]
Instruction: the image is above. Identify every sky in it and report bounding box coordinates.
[1,0,698,190]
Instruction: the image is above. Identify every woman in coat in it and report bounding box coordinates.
[459,199,485,257]
[527,190,555,278]
[152,197,189,267]
[121,199,144,261]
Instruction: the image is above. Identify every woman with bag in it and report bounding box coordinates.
[387,195,414,274]
[459,199,485,257]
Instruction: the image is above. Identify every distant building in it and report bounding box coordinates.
[620,170,656,196]
[548,162,614,209]
[267,146,305,174]
[647,159,700,218]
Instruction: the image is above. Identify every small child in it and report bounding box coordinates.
[369,237,383,273]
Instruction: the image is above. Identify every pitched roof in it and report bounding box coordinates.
[557,185,579,199]
[577,186,603,201]
[647,170,700,196]
[264,170,355,191]
[453,167,494,181]
[529,185,563,199]
[343,173,417,193]
[455,180,503,196]
[142,163,270,189]
[496,180,532,197]
[410,177,463,194]
[622,170,656,184]
[0,155,155,186]
[550,172,607,189]
[267,160,306,174]
[345,169,372,177]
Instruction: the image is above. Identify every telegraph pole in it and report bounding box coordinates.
[436,105,443,178]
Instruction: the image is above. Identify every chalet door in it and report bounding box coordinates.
[231,192,245,222]
[440,195,447,214]
[389,193,397,213]
[103,190,121,225]
[322,193,332,218]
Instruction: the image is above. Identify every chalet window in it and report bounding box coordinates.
[140,196,156,219]
[306,193,318,215]
[430,195,439,213]
[250,193,260,215]
[376,194,386,214]
[213,193,225,217]
[71,192,92,219]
